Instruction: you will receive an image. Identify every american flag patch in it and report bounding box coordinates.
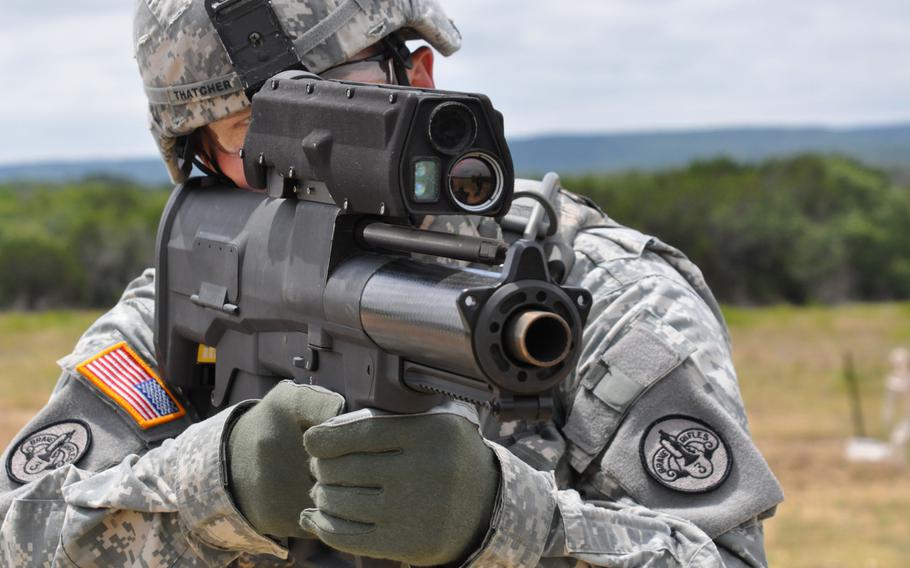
[77,342,185,429]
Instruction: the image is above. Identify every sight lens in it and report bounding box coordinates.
[429,102,477,154]
[448,154,502,212]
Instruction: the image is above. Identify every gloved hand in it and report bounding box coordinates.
[300,403,500,566]
[227,381,345,538]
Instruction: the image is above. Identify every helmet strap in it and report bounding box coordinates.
[175,135,198,180]
[382,33,413,87]
[185,130,234,183]
[192,156,230,181]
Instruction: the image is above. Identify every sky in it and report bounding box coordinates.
[1,0,908,164]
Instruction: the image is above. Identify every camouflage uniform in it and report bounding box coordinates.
[0,189,782,567]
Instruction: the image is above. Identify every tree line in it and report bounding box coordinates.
[0,179,169,309]
[0,154,907,309]
[564,154,910,304]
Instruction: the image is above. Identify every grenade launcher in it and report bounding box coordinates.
[154,71,591,421]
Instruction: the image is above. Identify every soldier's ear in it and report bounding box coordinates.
[407,46,435,88]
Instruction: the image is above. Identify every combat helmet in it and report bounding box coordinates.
[134,0,462,182]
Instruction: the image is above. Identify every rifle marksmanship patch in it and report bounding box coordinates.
[77,341,186,429]
[639,415,732,494]
[7,420,92,484]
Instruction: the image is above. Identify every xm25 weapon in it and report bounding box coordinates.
[154,71,591,421]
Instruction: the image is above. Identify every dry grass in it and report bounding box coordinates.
[727,303,910,567]
[0,311,100,444]
[1,305,909,565]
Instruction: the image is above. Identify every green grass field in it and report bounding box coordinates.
[1,304,909,566]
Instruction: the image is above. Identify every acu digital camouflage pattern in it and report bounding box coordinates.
[0,189,781,567]
[133,0,461,182]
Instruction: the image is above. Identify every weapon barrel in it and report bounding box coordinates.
[360,260,498,378]
[505,310,571,368]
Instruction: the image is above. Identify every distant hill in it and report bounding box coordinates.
[509,124,909,175]
[0,123,906,185]
[0,158,171,187]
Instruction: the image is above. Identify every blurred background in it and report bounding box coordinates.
[1,0,908,565]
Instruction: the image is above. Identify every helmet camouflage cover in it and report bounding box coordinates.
[133,0,462,182]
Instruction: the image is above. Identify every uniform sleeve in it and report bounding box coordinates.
[463,444,723,567]
[0,269,286,566]
[461,444,770,567]
[462,221,783,567]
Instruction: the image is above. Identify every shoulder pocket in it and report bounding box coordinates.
[574,227,653,264]
[563,309,695,472]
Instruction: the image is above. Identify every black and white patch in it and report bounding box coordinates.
[639,415,731,494]
[6,420,92,484]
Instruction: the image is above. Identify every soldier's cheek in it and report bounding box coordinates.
[215,151,253,191]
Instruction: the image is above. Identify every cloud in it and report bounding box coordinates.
[436,0,910,135]
[0,2,150,162]
[0,0,908,162]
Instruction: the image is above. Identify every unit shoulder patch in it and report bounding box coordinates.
[639,414,732,494]
[7,420,92,484]
[76,341,186,429]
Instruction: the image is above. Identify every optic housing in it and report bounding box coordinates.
[241,71,514,220]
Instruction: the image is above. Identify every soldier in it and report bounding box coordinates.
[0,1,783,566]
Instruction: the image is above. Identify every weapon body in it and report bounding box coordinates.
[155,72,590,421]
